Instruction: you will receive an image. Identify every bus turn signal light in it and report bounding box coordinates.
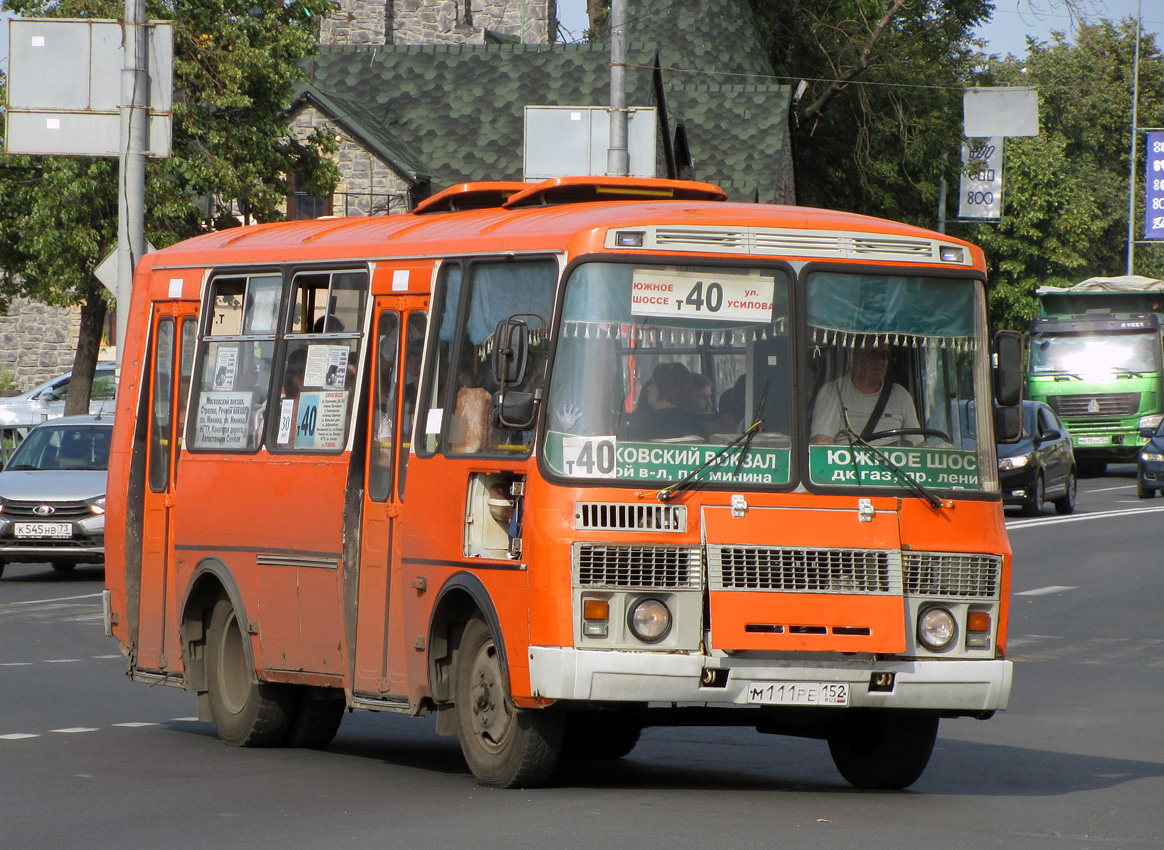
[583,599,610,638]
[966,611,992,648]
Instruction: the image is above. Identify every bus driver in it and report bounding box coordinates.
[810,342,921,446]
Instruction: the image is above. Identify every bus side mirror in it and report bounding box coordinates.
[993,330,1024,407]
[491,318,530,388]
[491,390,537,431]
[994,405,1022,443]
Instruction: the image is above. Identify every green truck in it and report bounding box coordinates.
[1028,276,1164,474]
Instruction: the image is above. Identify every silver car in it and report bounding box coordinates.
[0,365,117,432]
[0,415,111,578]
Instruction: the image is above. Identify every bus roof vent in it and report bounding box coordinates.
[574,502,687,533]
[504,176,727,208]
[412,181,533,215]
[655,227,749,253]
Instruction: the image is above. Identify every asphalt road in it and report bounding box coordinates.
[1,466,1161,850]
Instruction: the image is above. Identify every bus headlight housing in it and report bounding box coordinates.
[628,597,672,643]
[917,606,957,651]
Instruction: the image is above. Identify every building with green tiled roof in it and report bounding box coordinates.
[290,0,793,214]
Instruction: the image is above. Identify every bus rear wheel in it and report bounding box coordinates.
[205,598,295,747]
[454,617,564,788]
[561,713,642,760]
[283,686,345,749]
[827,711,938,790]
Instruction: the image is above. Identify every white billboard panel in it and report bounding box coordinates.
[524,106,658,180]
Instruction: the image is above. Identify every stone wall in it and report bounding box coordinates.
[0,299,81,391]
[290,104,416,216]
[322,0,555,46]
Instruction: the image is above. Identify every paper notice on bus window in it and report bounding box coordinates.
[304,345,350,389]
[293,391,348,449]
[630,269,775,323]
[277,398,295,444]
[195,392,253,449]
[212,346,238,390]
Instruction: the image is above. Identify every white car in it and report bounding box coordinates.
[0,365,116,432]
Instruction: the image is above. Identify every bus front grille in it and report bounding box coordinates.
[573,543,702,589]
[707,546,900,594]
[903,552,1001,599]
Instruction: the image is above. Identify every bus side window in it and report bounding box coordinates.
[369,312,400,503]
[190,274,280,453]
[399,311,427,497]
[269,270,368,453]
[418,264,461,456]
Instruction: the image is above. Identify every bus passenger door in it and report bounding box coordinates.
[137,306,197,672]
[353,302,427,696]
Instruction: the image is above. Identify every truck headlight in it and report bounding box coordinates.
[1140,414,1163,430]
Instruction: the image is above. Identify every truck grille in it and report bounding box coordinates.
[707,545,900,594]
[903,552,1001,599]
[573,543,702,589]
[1050,393,1139,418]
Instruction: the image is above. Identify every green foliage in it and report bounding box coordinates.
[748,0,992,226]
[961,20,1164,330]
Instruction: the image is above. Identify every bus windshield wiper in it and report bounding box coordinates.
[840,429,945,510]
[653,382,769,502]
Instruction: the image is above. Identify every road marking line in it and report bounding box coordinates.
[1016,585,1078,596]
[51,727,99,734]
[0,662,33,667]
[1007,504,1164,529]
[0,733,39,740]
[91,654,121,659]
[113,722,159,728]
[1087,484,1137,493]
[4,592,104,607]
[171,717,200,722]
[45,659,81,664]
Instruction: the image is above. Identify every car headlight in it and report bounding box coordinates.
[88,496,106,516]
[998,455,1030,470]
[917,607,957,651]
[627,598,672,643]
[1142,452,1164,463]
[1141,414,1163,430]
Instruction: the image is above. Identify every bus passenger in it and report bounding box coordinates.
[810,343,920,445]
[629,362,706,440]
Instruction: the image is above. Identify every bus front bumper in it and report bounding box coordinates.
[527,647,1012,714]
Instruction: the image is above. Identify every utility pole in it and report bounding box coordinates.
[606,0,629,177]
[117,0,149,366]
[1126,0,1142,275]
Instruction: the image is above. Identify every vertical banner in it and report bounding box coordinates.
[959,137,1004,220]
[1146,131,1164,240]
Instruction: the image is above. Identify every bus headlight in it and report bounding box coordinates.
[628,598,671,643]
[917,607,957,651]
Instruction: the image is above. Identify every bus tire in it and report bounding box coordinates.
[206,597,295,747]
[827,711,938,790]
[283,686,346,749]
[561,713,642,760]
[454,617,564,788]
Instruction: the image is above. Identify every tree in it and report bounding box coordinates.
[0,0,338,412]
[963,20,1164,330]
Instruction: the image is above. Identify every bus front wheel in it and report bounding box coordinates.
[454,617,564,788]
[826,711,938,790]
[205,598,295,747]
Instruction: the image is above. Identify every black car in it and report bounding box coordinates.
[998,400,1076,516]
[1136,423,1164,498]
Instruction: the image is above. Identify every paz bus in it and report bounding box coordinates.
[103,175,1022,790]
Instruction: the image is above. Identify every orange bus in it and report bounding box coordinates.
[104,176,1021,790]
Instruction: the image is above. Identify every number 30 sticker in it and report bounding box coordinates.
[562,435,618,478]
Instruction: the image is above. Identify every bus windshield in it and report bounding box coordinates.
[1029,331,1160,377]
[543,261,793,486]
[805,271,994,494]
